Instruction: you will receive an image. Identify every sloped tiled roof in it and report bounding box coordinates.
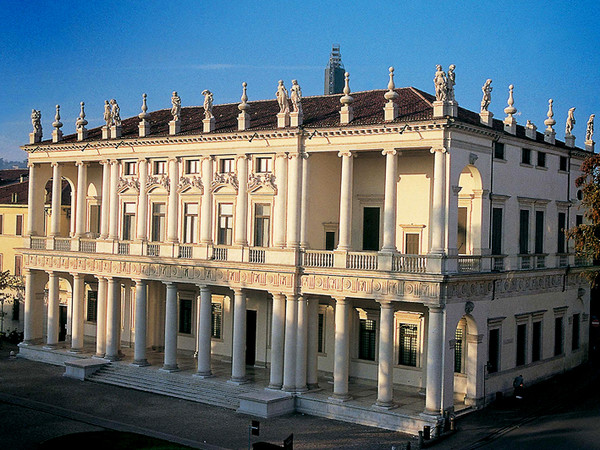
[0,169,28,186]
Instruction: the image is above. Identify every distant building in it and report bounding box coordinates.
[324,45,345,95]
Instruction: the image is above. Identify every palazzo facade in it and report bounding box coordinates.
[19,70,592,426]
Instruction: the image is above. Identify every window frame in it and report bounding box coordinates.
[217,202,234,245]
[521,148,532,165]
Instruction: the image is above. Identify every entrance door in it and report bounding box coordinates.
[363,207,380,251]
[246,310,257,366]
[59,304,68,342]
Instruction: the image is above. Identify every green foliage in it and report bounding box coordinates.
[0,270,24,292]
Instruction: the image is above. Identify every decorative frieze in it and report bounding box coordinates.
[211,172,239,193]
[248,172,277,193]
[117,176,140,193]
[178,176,203,194]
[146,175,170,193]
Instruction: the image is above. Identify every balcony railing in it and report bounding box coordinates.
[249,248,266,264]
[458,255,481,273]
[347,252,378,270]
[492,256,505,271]
[147,243,160,257]
[392,254,426,273]
[79,239,96,253]
[557,254,569,268]
[303,250,334,268]
[54,238,71,251]
[30,237,47,250]
[179,245,192,259]
[520,255,532,270]
[118,242,130,255]
[212,246,228,261]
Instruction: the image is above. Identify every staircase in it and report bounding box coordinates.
[87,363,259,410]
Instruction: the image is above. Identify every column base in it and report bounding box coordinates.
[20,339,43,346]
[229,377,249,385]
[104,354,120,362]
[420,410,442,419]
[329,393,352,402]
[374,400,397,410]
[92,354,106,359]
[266,384,283,390]
[131,359,150,367]
[68,348,83,354]
[307,383,320,391]
[43,343,59,350]
[160,364,180,373]
[193,371,213,379]
[295,385,308,393]
[282,384,296,393]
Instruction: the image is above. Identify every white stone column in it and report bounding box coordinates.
[337,151,354,250]
[133,279,149,366]
[26,164,39,236]
[196,285,213,377]
[136,159,149,241]
[295,295,308,392]
[108,161,119,240]
[273,153,288,247]
[286,153,301,248]
[306,296,320,389]
[167,158,179,243]
[70,273,85,351]
[425,305,445,414]
[234,155,249,246]
[50,163,62,237]
[23,269,40,344]
[268,293,285,389]
[162,282,179,371]
[105,277,121,360]
[381,150,398,252]
[231,288,247,383]
[200,156,214,244]
[375,301,395,407]
[282,294,298,392]
[74,162,88,238]
[45,271,60,347]
[95,277,107,357]
[100,161,110,239]
[299,153,310,248]
[331,297,352,400]
[430,148,447,254]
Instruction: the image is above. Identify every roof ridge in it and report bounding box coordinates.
[409,87,434,107]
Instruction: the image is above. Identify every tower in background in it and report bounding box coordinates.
[324,45,345,95]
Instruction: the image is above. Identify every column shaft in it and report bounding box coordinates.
[105,278,121,360]
[50,164,62,236]
[430,149,446,253]
[100,161,110,238]
[70,273,85,351]
[332,298,352,400]
[200,157,214,244]
[231,288,247,382]
[282,294,297,391]
[167,159,179,242]
[46,272,60,346]
[26,164,38,236]
[306,296,320,389]
[75,163,87,237]
[23,270,36,343]
[136,159,148,241]
[108,161,119,240]
[295,296,308,391]
[376,301,395,407]
[163,283,179,370]
[95,277,107,357]
[299,154,310,248]
[337,152,354,250]
[133,279,149,365]
[425,306,445,414]
[234,156,248,245]
[381,150,398,251]
[197,285,213,376]
[286,154,301,248]
[273,154,288,247]
[268,293,285,389]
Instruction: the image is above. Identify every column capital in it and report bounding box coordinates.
[275,152,289,159]
[51,162,60,168]
[46,270,57,277]
[381,149,397,156]
[71,272,84,280]
[201,155,215,162]
[337,150,355,158]
[235,153,251,161]
[287,151,301,159]
[137,157,149,163]
[427,304,445,313]
[95,275,108,282]
[163,281,175,287]
[132,278,147,285]
[27,162,36,169]
[430,147,447,154]
[196,283,211,291]
[168,156,181,164]
[333,296,348,304]
[75,161,89,167]
[377,299,395,308]
[232,287,246,296]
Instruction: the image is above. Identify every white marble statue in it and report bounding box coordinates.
[565,107,576,136]
[171,91,182,121]
[447,65,456,102]
[103,100,112,127]
[290,79,302,114]
[586,114,595,141]
[110,99,121,126]
[202,90,214,119]
[31,109,42,134]
[434,65,447,102]
[481,79,493,112]
[276,80,290,114]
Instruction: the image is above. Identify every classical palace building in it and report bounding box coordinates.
[18,67,594,433]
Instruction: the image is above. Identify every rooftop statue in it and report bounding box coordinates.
[481,79,493,112]
[103,100,112,127]
[565,107,576,136]
[586,114,595,142]
[171,91,182,121]
[447,65,456,102]
[202,90,214,119]
[110,99,121,126]
[31,109,42,134]
[276,80,290,114]
[433,65,447,102]
[290,79,302,114]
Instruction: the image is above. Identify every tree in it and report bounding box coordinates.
[568,153,600,283]
[0,270,24,292]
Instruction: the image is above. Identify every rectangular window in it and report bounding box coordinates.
[572,314,580,351]
[358,319,376,361]
[559,156,568,172]
[521,148,531,165]
[183,203,199,244]
[405,233,420,254]
[516,323,527,366]
[14,255,22,277]
[151,203,166,242]
[537,151,546,168]
[532,321,542,362]
[253,203,271,247]
[454,327,464,373]
[325,231,336,250]
[154,161,167,175]
[12,192,18,203]
[87,290,98,322]
[125,161,137,176]
[211,302,222,339]
[122,202,136,241]
[179,299,193,334]
[220,158,234,174]
[318,313,325,353]
[535,211,544,254]
[399,323,418,367]
[494,142,505,160]
[554,316,564,356]
[488,328,500,373]
[255,157,273,173]
[217,203,234,245]
[0,214,3,234]
[492,208,503,255]
[519,209,530,254]
[558,212,566,254]
[186,159,200,174]
[15,215,23,236]
[12,298,19,321]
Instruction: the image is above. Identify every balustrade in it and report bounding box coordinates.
[302,250,334,268]
[392,254,426,273]
[213,246,228,261]
[347,252,378,270]
[249,248,265,264]
[79,239,96,253]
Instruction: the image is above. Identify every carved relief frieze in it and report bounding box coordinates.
[178,176,204,194]
[248,172,277,194]
[117,176,140,194]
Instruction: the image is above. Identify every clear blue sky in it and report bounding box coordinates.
[1,0,599,161]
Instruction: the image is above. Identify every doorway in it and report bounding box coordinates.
[59,304,68,342]
[246,310,257,366]
[363,207,380,251]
